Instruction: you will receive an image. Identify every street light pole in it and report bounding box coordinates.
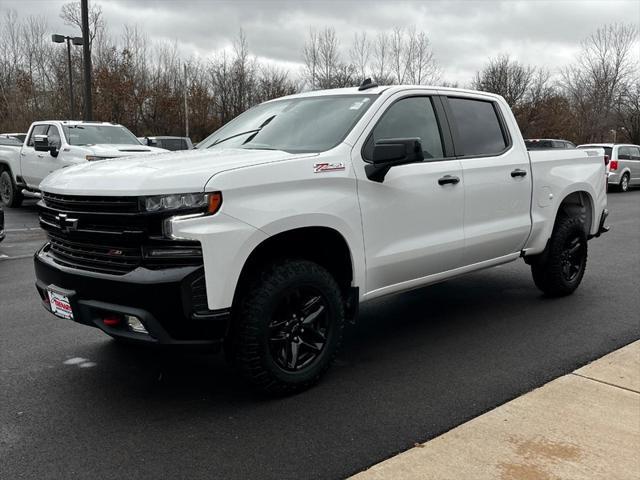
[65,38,75,118]
[81,0,93,121]
[184,63,189,138]
[52,34,84,119]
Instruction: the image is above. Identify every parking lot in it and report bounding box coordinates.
[1,190,639,480]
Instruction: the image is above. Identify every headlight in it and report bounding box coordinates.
[85,155,115,161]
[142,192,222,214]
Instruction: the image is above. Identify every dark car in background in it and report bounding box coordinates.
[525,139,576,150]
[140,136,193,151]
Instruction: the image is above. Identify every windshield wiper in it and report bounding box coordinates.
[207,129,260,148]
[208,115,276,149]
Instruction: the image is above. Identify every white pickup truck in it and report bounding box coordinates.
[0,121,167,207]
[33,84,609,394]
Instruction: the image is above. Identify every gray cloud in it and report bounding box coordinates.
[3,0,639,83]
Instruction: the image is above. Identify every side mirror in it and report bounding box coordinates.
[33,134,59,157]
[34,134,50,152]
[366,138,424,182]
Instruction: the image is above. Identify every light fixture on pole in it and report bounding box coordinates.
[52,34,84,119]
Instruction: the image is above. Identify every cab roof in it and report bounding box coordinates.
[269,85,505,103]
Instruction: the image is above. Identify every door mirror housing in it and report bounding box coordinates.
[34,134,50,152]
[366,138,424,182]
[33,134,59,157]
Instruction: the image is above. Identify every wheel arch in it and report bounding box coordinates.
[232,226,356,308]
[555,190,594,236]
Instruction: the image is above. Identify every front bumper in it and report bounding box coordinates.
[34,244,230,347]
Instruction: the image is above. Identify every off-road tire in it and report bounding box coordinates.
[0,170,23,207]
[230,259,345,395]
[531,215,588,297]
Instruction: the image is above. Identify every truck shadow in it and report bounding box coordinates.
[83,261,554,403]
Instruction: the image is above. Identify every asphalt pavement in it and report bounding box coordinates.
[1,191,639,480]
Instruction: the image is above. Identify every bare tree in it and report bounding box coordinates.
[349,32,370,82]
[618,81,640,143]
[561,23,638,142]
[60,0,105,50]
[472,54,535,107]
[371,32,393,85]
[405,28,440,84]
[303,27,356,89]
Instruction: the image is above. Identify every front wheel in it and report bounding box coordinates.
[0,170,23,207]
[530,215,588,297]
[230,259,345,395]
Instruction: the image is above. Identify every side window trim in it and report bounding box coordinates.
[440,96,513,159]
[360,94,455,163]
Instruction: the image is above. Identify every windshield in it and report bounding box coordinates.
[197,95,376,153]
[62,125,141,146]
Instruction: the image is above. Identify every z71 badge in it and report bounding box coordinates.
[313,162,346,173]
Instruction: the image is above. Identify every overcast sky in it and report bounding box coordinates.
[2,0,639,84]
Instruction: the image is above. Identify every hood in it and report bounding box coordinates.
[82,144,168,156]
[40,148,316,196]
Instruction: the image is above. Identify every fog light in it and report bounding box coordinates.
[125,315,148,334]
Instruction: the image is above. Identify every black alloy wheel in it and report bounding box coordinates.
[268,287,330,372]
[559,235,586,283]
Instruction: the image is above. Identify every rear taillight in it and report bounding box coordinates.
[604,154,610,166]
[609,160,618,171]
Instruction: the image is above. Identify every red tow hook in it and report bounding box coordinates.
[103,315,122,327]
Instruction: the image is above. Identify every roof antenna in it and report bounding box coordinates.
[358,78,378,91]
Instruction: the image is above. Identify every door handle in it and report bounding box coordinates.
[511,169,527,178]
[438,175,460,186]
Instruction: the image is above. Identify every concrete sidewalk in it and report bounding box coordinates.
[351,341,640,480]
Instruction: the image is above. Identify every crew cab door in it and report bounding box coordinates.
[442,95,532,265]
[352,93,465,298]
[21,124,65,188]
[20,124,49,187]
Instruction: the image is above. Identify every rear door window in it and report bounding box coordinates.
[447,97,508,156]
[629,146,640,159]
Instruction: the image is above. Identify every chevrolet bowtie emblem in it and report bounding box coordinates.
[55,213,79,232]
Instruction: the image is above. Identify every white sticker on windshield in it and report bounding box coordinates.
[349,101,365,110]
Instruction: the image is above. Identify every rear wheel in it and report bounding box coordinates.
[0,170,23,207]
[619,173,630,192]
[230,259,345,395]
[530,215,588,297]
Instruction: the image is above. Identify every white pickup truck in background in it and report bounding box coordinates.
[33,84,609,394]
[0,121,167,207]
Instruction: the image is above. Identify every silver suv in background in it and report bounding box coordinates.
[577,143,640,192]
